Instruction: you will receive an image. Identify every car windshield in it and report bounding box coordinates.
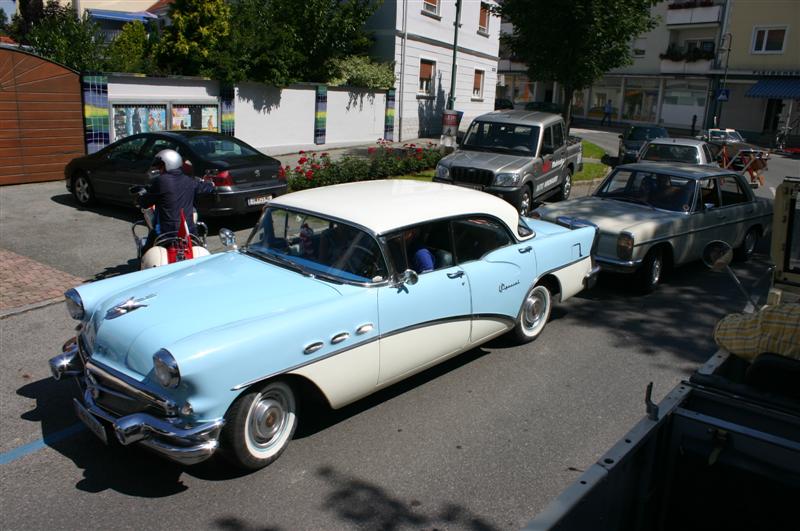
[710,130,743,142]
[462,121,540,155]
[641,143,701,164]
[627,127,667,141]
[185,135,260,160]
[596,169,695,212]
[245,207,388,283]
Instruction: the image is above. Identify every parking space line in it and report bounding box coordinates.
[0,423,85,465]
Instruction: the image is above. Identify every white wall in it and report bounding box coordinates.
[108,76,219,102]
[326,89,387,144]
[234,83,316,152]
[720,81,767,132]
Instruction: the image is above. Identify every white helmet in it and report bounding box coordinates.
[153,149,183,172]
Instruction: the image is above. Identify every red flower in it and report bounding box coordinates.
[278,166,286,178]
[299,150,306,154]
[409,143,416,148]
[416,154,423,160]
[298,157,308,164]
[295,165,301,172]
[416,147,423,153]
[305,170,314,179]
[368,147,376,154]
[312,163,320,170]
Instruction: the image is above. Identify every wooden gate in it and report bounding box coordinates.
[0,48,85,186]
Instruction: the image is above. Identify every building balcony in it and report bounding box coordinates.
[666,3,722,26]
[660,58,713,74]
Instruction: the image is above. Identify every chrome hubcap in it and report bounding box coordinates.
[522,288,548,331]
[563,175,572,197]
[650,257,662,285]
[249,395,286,447]
[520,193,531,215]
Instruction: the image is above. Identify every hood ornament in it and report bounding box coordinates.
[105,294,155,320]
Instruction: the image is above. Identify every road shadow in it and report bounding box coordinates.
[209,466,499,531]
[50,193,140,224]
[16,377,188,497]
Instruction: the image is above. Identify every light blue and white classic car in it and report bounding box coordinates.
[50,179,598,470]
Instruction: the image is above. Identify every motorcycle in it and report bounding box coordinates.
[129,185,210,269]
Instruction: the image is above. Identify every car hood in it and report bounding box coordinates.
[441,149,534,173]
[536,196,678,234]
[84,252,343,377]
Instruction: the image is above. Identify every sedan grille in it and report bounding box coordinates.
[450,166,494,188]
[83,360,177,418]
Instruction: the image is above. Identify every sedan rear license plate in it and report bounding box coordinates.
[73,398,107,445]
[247,195,272,207]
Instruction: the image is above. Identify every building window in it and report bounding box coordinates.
[752,27,787,53]
[419,59,435,96]
[473,69,485,99]
[422,0,439,16]
[686,40,715,53]
[478,3,490,34]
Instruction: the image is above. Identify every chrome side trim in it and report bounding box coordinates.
[595,255,644,270]
[355,323,374,335]
[85,360,178,417]
[633,213,772,248]
[331,332,350,344]
[304,342,324,355]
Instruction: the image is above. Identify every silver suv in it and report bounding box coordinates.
[434,111,583,215]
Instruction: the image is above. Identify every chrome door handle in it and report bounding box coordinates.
[303,341,323,355]
[518,246,532,254]
[356,323,374,335]
[331,332,350,345]
[447,271,464,279]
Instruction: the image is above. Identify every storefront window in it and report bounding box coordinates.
[113,105,167,141]
[571,90,586,117]
[623,78,659,122]
[588,77,622,118]
[171,105,219,131]
[661,80,709,128]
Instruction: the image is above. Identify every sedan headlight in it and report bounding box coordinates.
[617,232,634,261]
[65,288,85,320]
[493,172,520,187]
[153,349,181,388]
[436,165,450,179]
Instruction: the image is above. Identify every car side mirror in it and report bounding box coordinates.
[219,228,237,250]
[396,269,418,287]
[702,240,733,272]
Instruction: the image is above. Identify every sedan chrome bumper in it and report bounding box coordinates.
[584,263,601,290]
[595,255,643,274]
[49,340,225,466]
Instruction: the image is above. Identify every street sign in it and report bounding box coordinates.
[717,88,730,102]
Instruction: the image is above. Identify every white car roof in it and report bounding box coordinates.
[647,137,706,147]
[270,179,523,236]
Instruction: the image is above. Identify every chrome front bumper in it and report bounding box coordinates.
[584,263,601,290]
[50,340,224,466]
[595,255,644,274]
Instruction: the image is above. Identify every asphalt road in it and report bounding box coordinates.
[0,133,795,530]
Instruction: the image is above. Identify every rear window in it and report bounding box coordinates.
[641,144,701,164]
[185,135,260,160]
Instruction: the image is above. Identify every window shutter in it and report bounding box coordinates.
[479,4,489,30]
[473,71,484,92]
[420,61,433,80]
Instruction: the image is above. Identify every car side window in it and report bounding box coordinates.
[452,217,513,263]
[698,178,721,209]
[107,137,148,161]
[552,123,564,148]
[542,127,553,151]
[142,138,177,163]
[702,144,713,163]
[719,175,748,206]
[385,221,455,275]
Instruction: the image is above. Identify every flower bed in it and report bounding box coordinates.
[283,140,443,192]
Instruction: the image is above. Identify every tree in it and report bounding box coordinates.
[155,0,231,77]
[25,1,105,72]
[105,21,157,74]
[498,0,659,130]
[8,0,44,42]
[328,55,394,90]
[213,0,382,87]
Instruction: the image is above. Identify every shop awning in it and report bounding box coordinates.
[745,79,800,99]
[87,9,157,23]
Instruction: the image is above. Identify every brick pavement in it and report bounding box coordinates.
[0,248,85,314]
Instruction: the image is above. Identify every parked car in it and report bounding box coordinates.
[617,125,669,163]
[533,163,772,292]
[49,179,599,470]
[700,127,769,170]
[637,137,719,166]
[434,111,583,215]
[65,131,287,216]
[494,98,514,110]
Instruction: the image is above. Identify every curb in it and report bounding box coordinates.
[0,297,64,319]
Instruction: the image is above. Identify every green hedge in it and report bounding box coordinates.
[283,141,443,192]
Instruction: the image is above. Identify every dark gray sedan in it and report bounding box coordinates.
[65,131,287,216]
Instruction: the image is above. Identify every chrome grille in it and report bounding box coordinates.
[83,361,177,417]
[450,166,494,187]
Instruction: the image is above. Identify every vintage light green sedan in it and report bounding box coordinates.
[534,163,772,292]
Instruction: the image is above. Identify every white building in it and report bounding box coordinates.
[368,0,501,140]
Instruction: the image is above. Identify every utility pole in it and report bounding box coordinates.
[715,32,732,127]
[447,0,463,110]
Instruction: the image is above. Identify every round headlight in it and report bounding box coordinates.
[153,349,180,388]
[65,288,85,320]
[436,165,450,179]
[493,173,520,187]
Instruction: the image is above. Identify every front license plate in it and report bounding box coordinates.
[454,182,482,190]
[247,195,272,207]
[73,399,108,445]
